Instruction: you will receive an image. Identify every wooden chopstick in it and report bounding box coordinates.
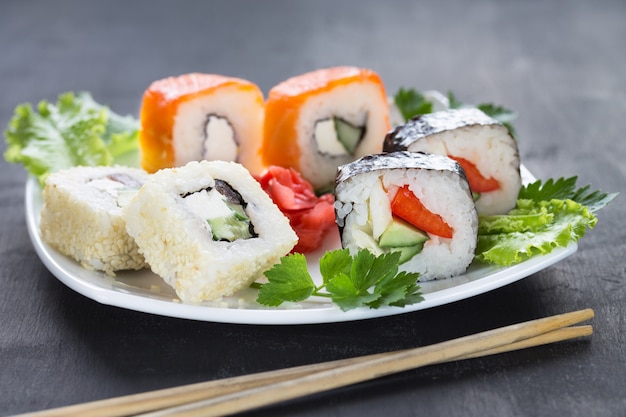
[16,326,592,417]
[138,309,594,417]
[13,309,594,417]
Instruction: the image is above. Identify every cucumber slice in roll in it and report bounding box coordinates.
[334,117,365,154]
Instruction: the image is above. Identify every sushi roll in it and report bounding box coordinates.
[383,108,521,215]
[262,66,391,192]
[123,160,298,304]
[334,151,478,280]
[40,166,149,275]
[139,73,265,175]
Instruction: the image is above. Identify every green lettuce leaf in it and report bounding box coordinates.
[476,177,617,266]
[4,91,139,185]
[80,92,140,160]
[477,209,554,235]
[476,198,597,266]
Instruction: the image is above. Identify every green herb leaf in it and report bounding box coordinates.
[319,248,352,284]
[476,103,518,123]
[256,253,316,306]
[351,249,387,290]
[393,88,433,121]
[476,103,518,138]
[372,266,423,309]
[4,91,139,185]
[447,91,463,109]
[519,176,618,213]
[325,272,381,311]
[256,249,423,312]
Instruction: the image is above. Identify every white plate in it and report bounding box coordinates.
[25,165,577,325]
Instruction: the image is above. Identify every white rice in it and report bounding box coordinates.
[122,160,298,304]
[172,83,265,175]
[407,123,520,215]
[386,108,521,215]
[40,166,149,275]
[295,81,389,190]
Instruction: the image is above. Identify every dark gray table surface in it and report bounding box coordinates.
[1,1,625,416]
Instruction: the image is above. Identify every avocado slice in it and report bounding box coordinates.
[334,117,365,155]
[183,186,256,242]
[202,193,253,242]
[208,210,253,242]
[390,243,426,264]
[208,199,254,242]
[378,217,429,248]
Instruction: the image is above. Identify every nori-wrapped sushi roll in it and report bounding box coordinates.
[384,108,521,215]
[334,151,478,281]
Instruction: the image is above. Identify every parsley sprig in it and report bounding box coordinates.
[256,249,423,311]
[518,176,618,213]
[393,88,434,121]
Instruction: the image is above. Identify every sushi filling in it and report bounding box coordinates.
[181,179,257,242]
[87,174,144,208]
[349,217,430,264]
[313,116,366,157]
[106,173,143,188]
[341,178,441,264]
[447,155,500,200]
[202,114,238,163]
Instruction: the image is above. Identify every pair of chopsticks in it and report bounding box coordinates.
[15,308,594,417]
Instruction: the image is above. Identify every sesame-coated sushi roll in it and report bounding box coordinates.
[40,166,149,275]
[334,152,478,281]
[123,160,298,304]
[383,108,521,215]
[139,73,265,175]
[262,66,390,192]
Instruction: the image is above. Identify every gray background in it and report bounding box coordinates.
[1,1,625,416]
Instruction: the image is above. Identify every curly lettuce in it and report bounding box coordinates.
[476,199,596,265]
[476,178,618,266]
[4,91,139,185]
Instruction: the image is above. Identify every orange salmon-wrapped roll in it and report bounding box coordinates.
[139,73,265,175]
[262,66,391,191]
